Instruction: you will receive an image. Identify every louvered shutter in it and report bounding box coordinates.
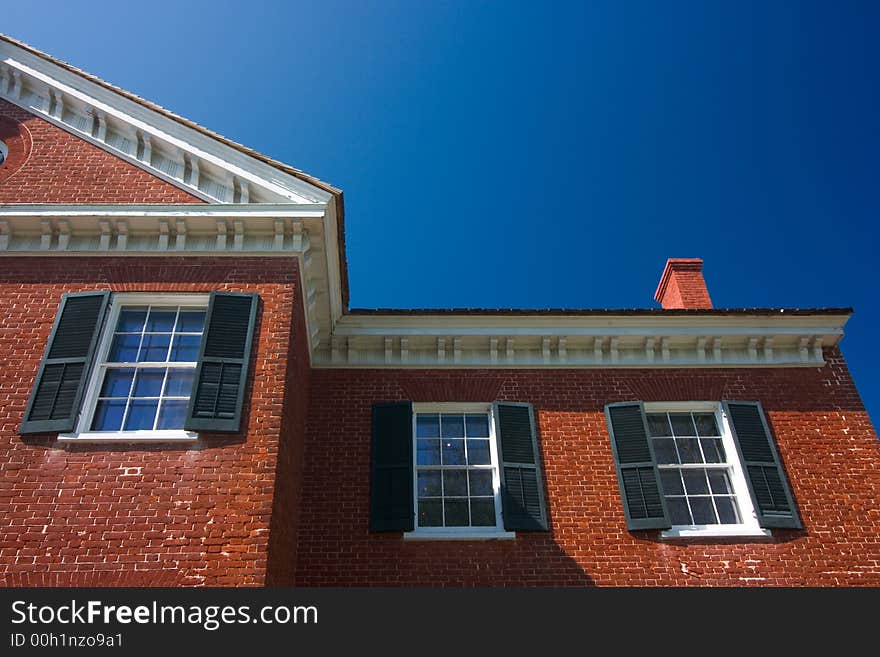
[605,402,671,530]
[723,401,802,529]
[184,292,258,433]
[370,402,415,532]
[20,292,111,435]
[494,402,549,531]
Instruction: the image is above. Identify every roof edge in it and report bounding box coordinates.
[346,307,853,317]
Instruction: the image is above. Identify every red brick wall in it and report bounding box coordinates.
[265,264,311,586]
[296,355,880,586]
[0,256,306,587]
[0,99,202,203]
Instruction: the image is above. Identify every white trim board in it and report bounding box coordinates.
[0,39,334,205]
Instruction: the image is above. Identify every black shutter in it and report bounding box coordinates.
[184,292,258,433]
[370,402,414,532]
[723,401,802,529]
[20,291,110,435]
[605,402,671,530]
[494,402,549,531]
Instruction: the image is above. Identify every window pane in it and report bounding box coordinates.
[132,370,165,397]
[646,413,671,437]
[465,414,489,437]
[418,499,442,527]
[707,470,732,494]
[689,497,717,525]
[443,470,468,496]
[145,308,177,332]
[470,499,496,527]
[467,440,491,465]
[441,414,465,438]
[164,369,194,397]
[416,415,440,438]
[138,334,171,362]
[700,438,725,463]
[170,334,201,362]
[99,369,134,397]
[670,413,696,436]
[109,334,141,362]
[682,469,710,495]
[444,499,469,526]
[715,497,741,524]
[417,471,441,497]
[91,399,125,431]
[176,310,206,332]
[676,438,702,463]
[441,439,465,465]
[652,438,678,464]
[469,470,493,496]
[123,400,158,430]
[659,470,684,495]
[156,400,188,430]
[667,498,691,525]
[416,439,441,466]
[693,413,719,437]
[115,308,147,332]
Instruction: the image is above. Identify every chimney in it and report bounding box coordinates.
[654,258,713,309]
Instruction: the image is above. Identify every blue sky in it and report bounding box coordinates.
[6,1,878,426]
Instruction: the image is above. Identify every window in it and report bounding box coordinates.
[370,401,547,536]
[61,293,209,441]
[645,402,767,538]
[606,400,800,535]
[408,403,510,538]
[21,291,258,439]
[0,139,7,165]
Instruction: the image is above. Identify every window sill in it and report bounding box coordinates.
[57,430,199,443]
[404,530,516,541]
[661,526,771,539]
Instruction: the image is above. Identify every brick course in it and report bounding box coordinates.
[0,256,308,586]
[295,359,880,586]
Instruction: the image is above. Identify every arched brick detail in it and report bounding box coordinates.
[0,113,32,184]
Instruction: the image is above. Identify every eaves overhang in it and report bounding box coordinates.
[318,309,851,369]
[0,203,338,358]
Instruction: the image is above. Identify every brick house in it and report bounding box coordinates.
[1,35,878,587]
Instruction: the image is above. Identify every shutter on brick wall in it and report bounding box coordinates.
[723,401,802,529]
[605,402,671,530]
[370,402,414,532]
[494,402,549,531]
[184,292,258,433]
[20,292,111,435]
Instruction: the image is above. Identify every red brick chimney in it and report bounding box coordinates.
[654,258,713,309]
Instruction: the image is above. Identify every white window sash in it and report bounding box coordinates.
[644,402,766,538]
[406,403,510,538]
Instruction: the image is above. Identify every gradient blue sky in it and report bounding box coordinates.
[5,1,878,425]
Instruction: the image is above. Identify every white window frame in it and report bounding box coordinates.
[57,293,209,443]
[404,402,515,540]
[645,401,771,538]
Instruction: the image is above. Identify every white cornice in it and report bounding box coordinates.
[0,204,335,360]
[0,40,333,205]
[312,313,848,369]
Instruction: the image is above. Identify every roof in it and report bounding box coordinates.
[349,307,853,317]
[0,32,351,306]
